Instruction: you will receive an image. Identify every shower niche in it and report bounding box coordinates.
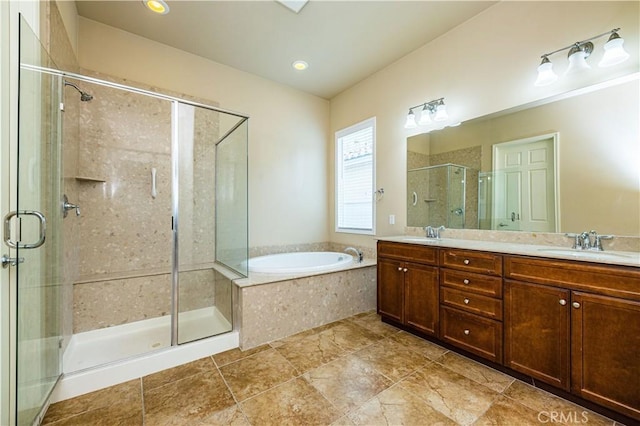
[407,163,467,229]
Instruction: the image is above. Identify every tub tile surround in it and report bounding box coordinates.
[237,264,377,349]
[43,311,619,426]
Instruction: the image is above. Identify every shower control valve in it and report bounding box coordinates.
[62,194,81,218]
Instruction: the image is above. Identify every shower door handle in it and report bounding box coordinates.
[3,210,47,249]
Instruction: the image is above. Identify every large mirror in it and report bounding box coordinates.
[407,75,639,237]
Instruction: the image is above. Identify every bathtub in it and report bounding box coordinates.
[248,251,354,274]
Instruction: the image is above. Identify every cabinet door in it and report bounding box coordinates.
[571,292,640,420]
[405,263,439,336]
[504,280,570,390]
[377,258,404,322]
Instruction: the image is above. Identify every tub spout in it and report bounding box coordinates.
[344,247,363,263]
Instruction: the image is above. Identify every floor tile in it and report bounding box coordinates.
[503,381,615,426]
[473,395,550,425]
[400,362,498,425]
[388,331,449,360]
[212,344,271,367]
[304,353,393,413]
[43,401,143,426]
[348,384,456,426]
[199,405,249,425]
[274,331,346,373]
[241,378,342,425]
[347,311,401,338]
[352,338,430,382]
[143,370,235,425]
[318,320,384,352]
[269,328,319,349]
[437,351,514,393]
[42,380,141,424]
[219,348,298,401]
[143,357,215,391]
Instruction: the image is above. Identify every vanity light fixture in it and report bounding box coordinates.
[404,98,449,129]
[535,28,629,87]
[143,0,170,14]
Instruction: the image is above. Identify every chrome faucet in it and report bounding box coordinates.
[565,230,613,251]
[344,247,363,263]
[424,225,445,239]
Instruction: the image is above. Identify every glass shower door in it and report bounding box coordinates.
[13,17,63,425]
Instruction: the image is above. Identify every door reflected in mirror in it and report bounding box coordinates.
[406,76,639,237]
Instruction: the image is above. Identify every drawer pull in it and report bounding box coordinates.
[559,299,567,306]
[463,298,470,305]
[572,302,581,309]
[463,279,470,284]
[463,329,470,335]
[463,259,470,265]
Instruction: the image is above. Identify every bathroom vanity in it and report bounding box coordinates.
[376,238,640,422]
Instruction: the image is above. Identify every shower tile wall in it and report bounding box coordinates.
[407,147,479,230]
[70,71,221,333]
[428,146,480,229]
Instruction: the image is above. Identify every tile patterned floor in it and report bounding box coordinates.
[43,311,623,426]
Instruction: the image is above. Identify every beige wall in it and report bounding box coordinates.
[330,1,639,250]
[76,17,331,249]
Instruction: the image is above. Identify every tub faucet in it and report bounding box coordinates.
[344,247,363,263]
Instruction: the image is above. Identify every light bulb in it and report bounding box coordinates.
[143,0,169,14]
[534,57,558,87]
[404,110,417,129]
[418,105,432,126]
[599,33,630,67]
[434,102,448,122]
[565,43,592,76]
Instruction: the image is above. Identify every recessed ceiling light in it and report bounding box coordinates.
[292,60,309,71]
[143,0,170,15]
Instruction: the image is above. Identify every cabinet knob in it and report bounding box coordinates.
[463,298,470,305]
[463,259,470,265]
[559,299,567,306]
[572,302,581,309]
[463,329,470,335]
[403,268,408,273]
[463,279,470,285]
[397,267,403,271]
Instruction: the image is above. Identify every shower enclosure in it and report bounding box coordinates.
[407,163,467,229]
[10,17,248,425]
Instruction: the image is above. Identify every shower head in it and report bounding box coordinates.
[64,80,93,102]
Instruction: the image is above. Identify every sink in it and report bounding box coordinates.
[399,237,439,243]
[537,248,631,259]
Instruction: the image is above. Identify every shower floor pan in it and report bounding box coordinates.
[63,307,231,374]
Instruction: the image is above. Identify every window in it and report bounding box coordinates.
[335,117,375,234]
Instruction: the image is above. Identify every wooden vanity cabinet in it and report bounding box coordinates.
[377,241,439,336]
[504,279,570,390]
[571,292,640,420]
[439,249,504,363]
[504,256,640,420]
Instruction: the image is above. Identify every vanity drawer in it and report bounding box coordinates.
[378,241,438,265]
[440,249,503,276]
[440,306,503,363]
[504,256,640,300]
[440,268,503,297]
[440,287,503,320]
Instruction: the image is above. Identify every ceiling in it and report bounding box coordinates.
[75,1,496,99]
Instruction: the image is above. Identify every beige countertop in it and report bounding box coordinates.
[377,235,640,268]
